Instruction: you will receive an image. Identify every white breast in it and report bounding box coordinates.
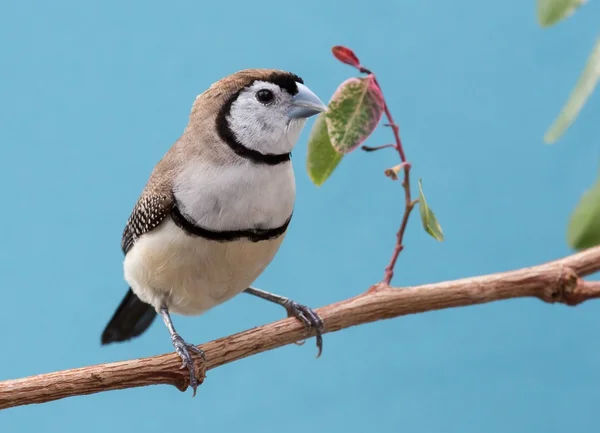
[173,158,296,230]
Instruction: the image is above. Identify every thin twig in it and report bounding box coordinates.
[1,245,600,411]
[374,78,414,285]
[361,144,396,152]
[358,62,416,284]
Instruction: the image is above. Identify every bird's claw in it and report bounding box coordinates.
[284,301,324,358]
[171,334,205,397]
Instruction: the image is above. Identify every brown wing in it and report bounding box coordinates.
[120,153,178,255]
[121,192,173,255]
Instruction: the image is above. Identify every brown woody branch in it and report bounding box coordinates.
[1,246,599,411]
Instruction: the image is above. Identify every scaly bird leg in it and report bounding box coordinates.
[159,304,206,396]
[244,287,324,357]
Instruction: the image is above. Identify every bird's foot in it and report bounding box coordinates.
[283,300,324,358]
[171,333,206,397]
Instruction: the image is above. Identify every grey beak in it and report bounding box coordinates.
[288,82,328,119]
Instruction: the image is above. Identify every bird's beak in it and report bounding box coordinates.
[288,82,327,119]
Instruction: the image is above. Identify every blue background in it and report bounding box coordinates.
[1,1,599,432]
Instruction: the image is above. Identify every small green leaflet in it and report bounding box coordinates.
[544,38,600,144]
[325,75,385,154]
[417,179,444,242]
[306,113,343,186]
[537,0,586,27]
[567,176,600,250]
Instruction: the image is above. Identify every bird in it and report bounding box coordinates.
[100,69,327,395]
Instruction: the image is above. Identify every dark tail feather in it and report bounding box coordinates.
[101,288,157,345]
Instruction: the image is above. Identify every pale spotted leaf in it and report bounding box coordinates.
[325,76,385,154]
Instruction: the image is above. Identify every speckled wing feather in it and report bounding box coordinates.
[120,153,178,255]
[121,193,173,255]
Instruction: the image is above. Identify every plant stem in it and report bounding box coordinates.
[381,107,415,285]
[360,66,416,285]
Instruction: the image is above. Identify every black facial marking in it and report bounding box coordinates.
[215,90,291,165]
[266,71,303,95]
[215,71,303,165]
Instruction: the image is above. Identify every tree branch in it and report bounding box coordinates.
[1,246,600,411]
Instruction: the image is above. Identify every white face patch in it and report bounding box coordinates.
[226,81,306,155]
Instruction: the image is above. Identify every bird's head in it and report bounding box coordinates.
[190,69,327,161]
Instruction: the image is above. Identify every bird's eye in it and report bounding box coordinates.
[256,89,274,104]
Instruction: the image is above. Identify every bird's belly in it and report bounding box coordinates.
[124,219,285,316]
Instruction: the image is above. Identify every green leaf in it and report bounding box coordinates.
[537,0,585,27]
[417,179,444,242]
[325,75,385,154]
[544,38,600,144]
[567,176,600,250]
[306,113,343,186]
